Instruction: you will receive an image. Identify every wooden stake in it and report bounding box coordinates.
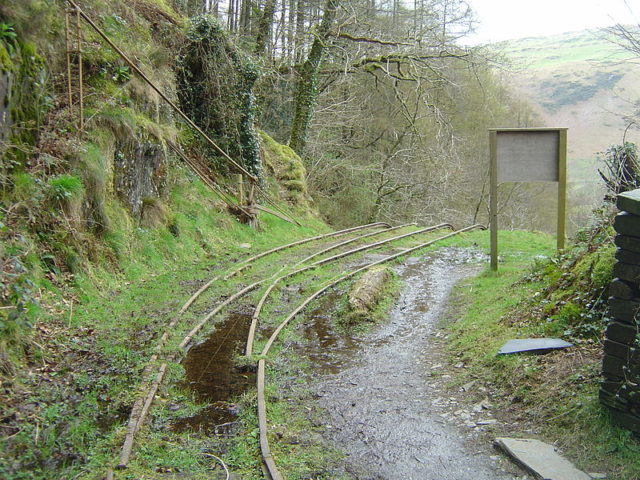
[237,174,245,205]
[64,9,73,109]
[489,130,498,271]
[76,7,84,130]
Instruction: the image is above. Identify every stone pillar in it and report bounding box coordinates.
[601,189,640,432]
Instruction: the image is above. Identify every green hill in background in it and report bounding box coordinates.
[498,29,635,70]
[494,28,640,226]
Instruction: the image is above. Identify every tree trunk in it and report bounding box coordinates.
[255,0,277,54]
[294,0,305,62]
[287,0,295,61]
[288,0,339,154]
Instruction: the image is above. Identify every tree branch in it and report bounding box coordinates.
[335,32,413,46]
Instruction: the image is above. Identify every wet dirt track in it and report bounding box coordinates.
[307,249,517,480]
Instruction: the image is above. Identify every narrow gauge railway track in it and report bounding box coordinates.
[255,224,486,480]
[106,222,483,479]
[244,222,453,356]
[107,222,391,477]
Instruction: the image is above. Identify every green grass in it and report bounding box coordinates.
[0,151,333,480]
[442,229,640,480]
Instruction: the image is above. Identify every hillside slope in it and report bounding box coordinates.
[499,29,640,181]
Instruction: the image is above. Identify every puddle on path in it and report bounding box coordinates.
[172,311,255,435]
[297,291,362,375]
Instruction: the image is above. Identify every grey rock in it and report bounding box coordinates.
[614,234,640,254]
[614,212,640,237]
[609,278,637,300]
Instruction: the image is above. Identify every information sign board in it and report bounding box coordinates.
[489,128,567,270]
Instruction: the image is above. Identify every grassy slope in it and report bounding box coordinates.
[499,30,634,70]
[1,152,329,479]
[441,229,640,480]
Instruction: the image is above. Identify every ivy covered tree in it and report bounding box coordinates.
[177,15,262,176]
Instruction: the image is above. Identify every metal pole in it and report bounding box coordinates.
[490,130,498,271]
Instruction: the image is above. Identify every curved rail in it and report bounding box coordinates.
[245,223,453,355]
[256,224,486,479]
[294,222,417,266]
[178,222,391,314]
[109,221,392,475]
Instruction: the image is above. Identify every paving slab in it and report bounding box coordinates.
[497,338,572,355]
[495,437,591,480]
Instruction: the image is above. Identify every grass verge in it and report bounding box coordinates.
[442,229,640,480]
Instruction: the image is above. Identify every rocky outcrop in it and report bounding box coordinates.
[114,139,167,217]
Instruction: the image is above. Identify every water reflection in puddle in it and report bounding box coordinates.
[172,311,255,435]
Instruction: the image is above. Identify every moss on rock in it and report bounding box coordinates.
[259,130,314,211]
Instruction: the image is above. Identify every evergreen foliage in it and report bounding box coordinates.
[177,14,262,176]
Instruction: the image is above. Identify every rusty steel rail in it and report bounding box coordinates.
[245,222,453,356]
[241,222,391,265]
[108,222,392,475]
[177,222,390,315]
[294,222,418,266]
[256,224,486,480]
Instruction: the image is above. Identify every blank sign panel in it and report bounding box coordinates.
[497,130,559,182]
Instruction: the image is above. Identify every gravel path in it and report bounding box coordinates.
[307,249,520,480]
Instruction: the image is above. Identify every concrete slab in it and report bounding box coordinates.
[495,437,591,480]
[497,338,572,355]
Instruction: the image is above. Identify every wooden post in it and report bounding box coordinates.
[238,174,245,206]
[557,129,567,250]
[76,7,84,130]
[64,9,73,109]
[490,130,498,271]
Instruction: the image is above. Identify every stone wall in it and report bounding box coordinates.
[601,189,640,432]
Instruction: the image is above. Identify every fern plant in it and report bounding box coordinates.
[0,23,17,56]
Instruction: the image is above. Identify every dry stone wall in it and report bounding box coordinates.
[601,189,640,432]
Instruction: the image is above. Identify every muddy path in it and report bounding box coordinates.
[300,249,520,480]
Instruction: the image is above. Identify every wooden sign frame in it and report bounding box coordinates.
[489,128,568,270]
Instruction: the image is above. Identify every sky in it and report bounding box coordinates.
[463,0,640,44]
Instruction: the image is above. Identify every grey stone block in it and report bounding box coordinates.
[614,212,640,237]
[616,248,640,265]
[610,278,638,300]
[604,339,633,360]
[603,354,627,379]
[601,379,624,394]
[605,321,637,344]
[600,388,617,408]
[614,234,640,254]
[610,409,640,433]
[613,262,640,284]
[608,297,640,323]
[617,189,640,216]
